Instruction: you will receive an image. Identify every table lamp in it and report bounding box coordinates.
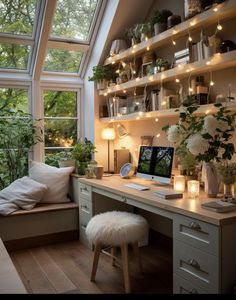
[101,127,116,173]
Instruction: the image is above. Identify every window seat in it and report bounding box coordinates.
[0,202,79,251]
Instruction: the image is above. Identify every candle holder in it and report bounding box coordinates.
[188,180,200,199]
[174,175,185,193]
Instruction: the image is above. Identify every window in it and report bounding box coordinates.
[43,89,79,158]
[0,87,29,189]
[44,49,83,73]
[51,0,99,42]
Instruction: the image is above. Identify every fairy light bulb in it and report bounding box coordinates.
[172,40,176,46]
[155,118,159,122]
[175,78,180,83]
[210,80,215,86]
[116,69,120,74]
[217,23,223,31]
[147,46,150,51]
[156,133,160,138]
[188,36,192,42]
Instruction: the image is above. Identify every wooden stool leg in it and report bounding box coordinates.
[120,243,130,293]
[90,243,101,282]
[111,247,116,266]
[132,242,143,273]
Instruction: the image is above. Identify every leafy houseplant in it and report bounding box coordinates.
[0,109,43,189]
[151,9,173,35]
[156,58,169,72]
[162,96,236,197]
[88,65,115,90]
[57,150,75,168]
[72,138,96,175]
[138,22,152,41]
[217,162,236,199]
[126,24,141,45]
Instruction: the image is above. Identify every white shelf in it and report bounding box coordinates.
[100,102,236,123]
[104,0,236,66]
[100,50,236,96]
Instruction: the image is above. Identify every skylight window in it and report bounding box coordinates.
[51,0,99,42]
[0,0,37,36]
[44,49,83,73]
[0,43,31,70]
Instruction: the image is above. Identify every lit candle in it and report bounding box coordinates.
[174,175,185,193]
[188,180,200,199]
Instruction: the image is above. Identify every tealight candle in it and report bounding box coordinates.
[174,175,185,193]
[188,180,200,199]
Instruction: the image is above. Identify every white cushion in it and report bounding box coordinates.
[85,211,149,246]
[29,161,74,203]
[0,176,48,215]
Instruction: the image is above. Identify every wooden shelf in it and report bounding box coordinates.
[100,50,236,96]
[100,102,236,123]
[104,0,236,66]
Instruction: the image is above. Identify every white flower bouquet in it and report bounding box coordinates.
[162,96,236,163]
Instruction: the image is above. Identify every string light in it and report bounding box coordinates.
[175,78,180,83]
[172,40,176,46]
[217,23,223,31]
[155,118,159,122]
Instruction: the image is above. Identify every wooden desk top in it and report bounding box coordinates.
[77,175,236,226]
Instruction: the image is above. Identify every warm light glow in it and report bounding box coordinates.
[174,175,185,193]
[136,77,140,82]
[132,49,135,54]
[156,133,160,138]
[206,61,211,65]
[139,111,143,116]
[112,61,115,65]
[136,116,140,120]
[213,7,218,12]
[188,36,192,42]
[155,118,159,122]
[188,180,200,199]
[175,78,180,83]
[217,24,223,31]
[101,128,116,140]
[149,76,154,81]
[145,36,148,41]
[123,90,126,93]
[205,110,210,115]
[210,80,215,86]
[172,40,176,46]
[121,61,126,68]
[104,93,108,96]
[189,87,193,92]
[147,46,150,51]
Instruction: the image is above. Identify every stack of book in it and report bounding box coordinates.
[201,200,236,213]
[174,48,189,65]
[155,189,183,199]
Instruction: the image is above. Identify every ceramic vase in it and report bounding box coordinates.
[202,161,219,198]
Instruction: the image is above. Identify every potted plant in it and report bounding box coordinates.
[126,24,141,46]
[151,9,173,35]
[217,162,236,199]
[57,150,75,168]
[156,58,169,72]
[72,138,96,175]
[88,65,115,90]
[138,22,152,42]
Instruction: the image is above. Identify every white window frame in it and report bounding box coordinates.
[39,83,83,162]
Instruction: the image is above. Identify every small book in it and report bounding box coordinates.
[201,200,236,213]
[155,189,183,199]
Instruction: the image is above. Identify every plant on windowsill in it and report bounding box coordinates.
[72,138,96,175]
[88,65,116,90]
[57,150,76,168]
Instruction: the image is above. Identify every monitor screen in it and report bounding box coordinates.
[136,146,174,184]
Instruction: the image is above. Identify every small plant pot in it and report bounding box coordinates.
[96,79,108,90]
[59,160,76,168]
[154,23,167,35]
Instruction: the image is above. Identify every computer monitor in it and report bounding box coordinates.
[136,146,174,185]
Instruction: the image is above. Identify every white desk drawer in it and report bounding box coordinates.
[173,214,219,255]
[79,197,92,217]
[174,274,207,294]
[79,210,91,231]
[79,183,92,200]
[174,239,219,293]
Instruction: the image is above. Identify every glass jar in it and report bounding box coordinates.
[223,183,235,200]
[184,0,202,20]
[85,164,95,179]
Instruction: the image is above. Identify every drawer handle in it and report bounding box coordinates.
[189,221,201,231]
[188,258,200,269]
[122,196,127,203]
[80,186,88,193]
[81,204,89,211]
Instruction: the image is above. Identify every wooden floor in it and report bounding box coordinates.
[9,237,173,294]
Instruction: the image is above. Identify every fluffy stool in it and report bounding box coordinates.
[85,211,149,293]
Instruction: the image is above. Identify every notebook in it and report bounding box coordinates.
[155,189,183,199]
[201,200,236,213]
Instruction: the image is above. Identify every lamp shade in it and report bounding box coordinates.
[101,128,116,140]
[117,123,128,138]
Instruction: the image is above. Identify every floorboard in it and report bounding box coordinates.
[9,237,172,294]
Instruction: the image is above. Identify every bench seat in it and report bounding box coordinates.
[0,202,79,250]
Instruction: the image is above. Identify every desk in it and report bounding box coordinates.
[71,175,236,294]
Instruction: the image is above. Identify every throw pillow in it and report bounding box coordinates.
[29,161,74,203]
[0,176,48,216]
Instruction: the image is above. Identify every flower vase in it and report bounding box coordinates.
[202,162,219,198]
